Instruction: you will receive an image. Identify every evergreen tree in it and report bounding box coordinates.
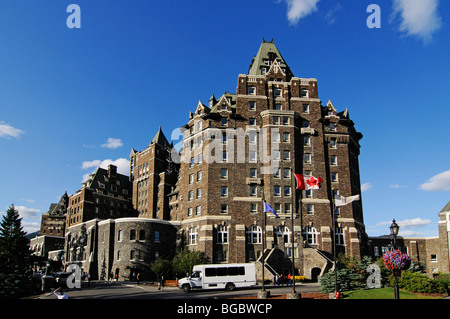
[0,205,33,299]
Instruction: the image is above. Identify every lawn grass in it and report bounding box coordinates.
[344,287,444,299]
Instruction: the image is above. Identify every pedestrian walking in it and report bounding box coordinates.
[137,272,140,285]
[87,272,92,287]
[288,273,293,287]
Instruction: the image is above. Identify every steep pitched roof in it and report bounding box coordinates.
[440,201,450,213]
[150,126,170,147]
[248,39,293,78]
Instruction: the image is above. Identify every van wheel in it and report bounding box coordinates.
[182,284,191,293]
[225,283,235,291]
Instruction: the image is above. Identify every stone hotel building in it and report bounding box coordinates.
[31,40,449,281]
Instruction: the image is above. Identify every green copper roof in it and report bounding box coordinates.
[248,39,292,77]
[150,126,170,147]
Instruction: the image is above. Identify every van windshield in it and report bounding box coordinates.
[191,271,201,278]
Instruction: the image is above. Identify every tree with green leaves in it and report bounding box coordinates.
[171,248,207,277]
[0,205,33,299]
[150,258,172,279]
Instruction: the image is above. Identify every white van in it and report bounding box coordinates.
[178,263,256,292]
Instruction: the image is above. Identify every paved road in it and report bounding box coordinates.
[37,281,321,300]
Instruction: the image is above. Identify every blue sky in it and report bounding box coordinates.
[0,0,449,238]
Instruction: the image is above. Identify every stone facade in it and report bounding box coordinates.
[171,39,366,279]
[65,217,179,280]
[35,40,449,282]
[65,164,135,232]
[39,192,68,236]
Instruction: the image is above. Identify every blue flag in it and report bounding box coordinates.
[264,202,279,218]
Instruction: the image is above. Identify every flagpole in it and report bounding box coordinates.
[332,196,338,296]
[261,189,266,292]
[290,169,296,294]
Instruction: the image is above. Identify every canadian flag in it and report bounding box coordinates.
[293,173,323,190]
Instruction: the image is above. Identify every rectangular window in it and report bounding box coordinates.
[284,203,291,214]
[304,153,312,163]
[273,168,280,178]
[249,101,256,110]
[250,203,258,213]
[221,186,228,197]
[273,116,279,125]
[330,138,336,148]
[274,185,281,196]
[330,155,337,165]
[221,204,228,214]
[221,168,228,179]
[247,86,256,95]
[331,172,338,182]
[302,104,309,113]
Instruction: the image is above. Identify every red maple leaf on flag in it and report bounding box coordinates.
[306,176,323,189]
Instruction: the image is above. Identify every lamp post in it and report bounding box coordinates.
[389,219,400,300]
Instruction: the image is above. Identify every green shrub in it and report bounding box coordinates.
[320,268,365,293]
[389,271,448,294]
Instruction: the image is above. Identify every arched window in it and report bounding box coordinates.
[303,226,317,245]
[247,225,262,244]
[276,226,291,244]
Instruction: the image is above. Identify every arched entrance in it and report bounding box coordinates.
[311,267,321,282]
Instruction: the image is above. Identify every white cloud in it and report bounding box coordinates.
[22,220,41,234]
[0,121,25,139]
[81,158,130,182]
[389,184,407,189]
[15,206,41,220]
[361,182,372,192]
[391,0,442,43]
[324,2,342,25]
[420,170,450,191]
[376,217,431,229]
[82,160,101,169]
[101,137,123,149]
[282,0,320,25]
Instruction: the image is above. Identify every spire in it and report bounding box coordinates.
[150,126,170,147]
[248,39,293,78]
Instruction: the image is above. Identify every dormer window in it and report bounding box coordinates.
[221,118,228,126]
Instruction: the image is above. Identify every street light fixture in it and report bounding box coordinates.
[389,219,400,300]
